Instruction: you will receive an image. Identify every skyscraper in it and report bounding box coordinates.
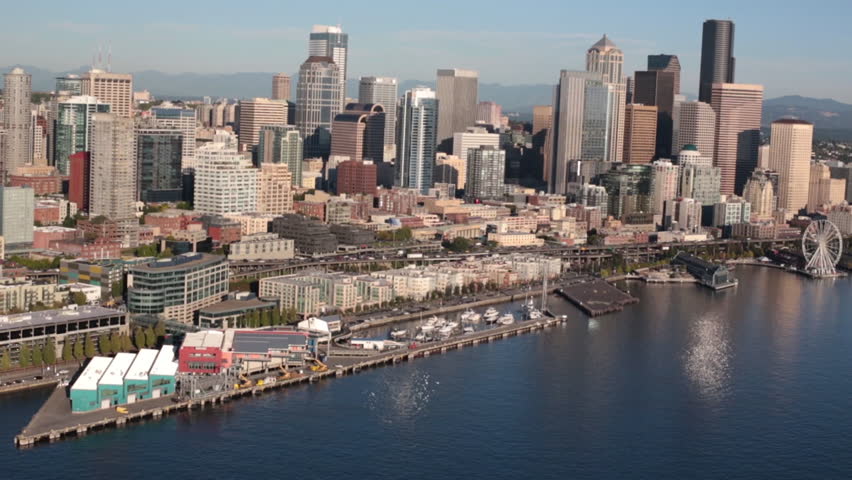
[2,68,33,179]
[53,95,111,175]
[257,162,293,215]
[152,105,197,170]
[396,87,438,193]
[309,25,348,109]
[296,56,342,158]
[647,54,681,94]
[136,127,183,202]
[256,125,303,187]
[330,103,386,163]
[237,98,288,150]
[649,159,680,216]
[623,104,658,164]
[476,101,502,128]
[633,70,676,158]
[358,76,399,154]
[699,20,735,103]
[80,69,133,118]
[673,101,716,158]
[453,127,500,170]
[711,83,763,195]
[0,186,34,246]
[272,73,291,101]
[743,169,777,220]
[436,69,479,150]
[465,146,506,201]
[586,35,626,164]
[89,113,136,220]
[194,131,258,215]
[532,106,553,137]
[769,118,813,214]
[55,75,83,95]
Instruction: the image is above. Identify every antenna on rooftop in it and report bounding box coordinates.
[107,44,112,72]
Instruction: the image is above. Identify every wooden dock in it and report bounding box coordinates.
[15,316,568,448]
[556,278,639,317]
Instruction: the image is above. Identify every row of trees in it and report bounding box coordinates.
[232,308,300,328]
[0,320,167,370]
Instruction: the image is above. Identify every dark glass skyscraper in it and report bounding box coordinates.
[698,19,735,103]
[647,54,681,95]
[633,70,676,159]
[136,128,183,202]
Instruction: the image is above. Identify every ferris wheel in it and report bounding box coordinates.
[801,220,843,276]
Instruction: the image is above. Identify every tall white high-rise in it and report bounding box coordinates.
[453,127,500,169]
[89,113,136,220]
[769,119,813,213]
[358,76,399,152]
[650,159,680,216]
[674,101,716,161]
[396,88,438,193]
[309,25,348,110]
[436,69,479,149]
[586,35,624,83]
[2,68,32,178]
[586,35,626,164]
[194,131,259,215]
[465,146,506,201]
[236,98,287,150]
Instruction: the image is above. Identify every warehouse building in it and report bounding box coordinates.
[69,356,113,413]
[124,349,159,403]
[97,352,136,407]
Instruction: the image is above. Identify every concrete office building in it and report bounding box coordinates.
[623,104,658,164]
[53,95,111,174]
[309,25,348,110]
[808,163,846,212]
[81,69,133,118]
[713,196,751,227]
[89,113,136,220]
[599,164,652,219]
[585,35,626,163]
[711,83,763,196]
[256,125,302,187]
[257,162,293,215]
[768,119,813,213]
[127,253,229,324]
[330,103,386,163]
[633,70,676,158]
[673,101,716,158]
[194,133,258,215]
[337,160,377,196]
[742,169,777,220]
[296,56,342,157]
[56,74,83,95]
[358,76,399,154]
[269,214,338,255]
[476,101,502,128]
[465,146,506,201]
[436,69,479,150]
[2,68,33,180]
[237,98,287,149]
[663,197,702,232]
[650,160,680,216]
[586,34,624,83]
[699,20,735,103]
[272,73,291,101]
[453,126,500,170]
[648,54,681,94]
[396,87,438,193]
[136,127,183,203]
[0,186,34,246]
[229,232,295,261]
[152,106,197,170]
[532,105,553,137]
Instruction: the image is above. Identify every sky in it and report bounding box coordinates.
[2,0,851,101]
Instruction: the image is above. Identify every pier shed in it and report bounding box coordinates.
[149,345,178,397]
[97,352,136,407]
[69,356,113,412]
[123,349,160,403]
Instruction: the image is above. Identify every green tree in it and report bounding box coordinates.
[154,320,166,340]
[0,350,10,370]
[271,308,281,325]
[62,340,74,362]
[108,332,122,353]
[144,327,156,348]
[157,248,174,259]
[62,215,77,228]
[31,344,44,367]
[135,243,158,257]
[43,338,56,365]
[71,291,88,306]
[19,343,32,368]
[83,333,96,359]
[134,328,146,350]
[260,310,271,327]
[98,334,112,355]
[111,279,125,299]
[176,201,192,210]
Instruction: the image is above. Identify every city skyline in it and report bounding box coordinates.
[1,1,851,102]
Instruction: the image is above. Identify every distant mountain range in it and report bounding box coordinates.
[5,65,852,138]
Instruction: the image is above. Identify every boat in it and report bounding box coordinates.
[484,307,499,323]
[460,309,475,320]
[420,324,436,334]
[389,328,407,340]
[437,325,455,339]
[414,332,427,342]
[463,326,475,334]
[497,313,515,325]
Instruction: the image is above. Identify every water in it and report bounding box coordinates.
[2,267,851,479]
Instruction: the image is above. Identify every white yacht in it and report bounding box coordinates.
[389,329,407,340]
[497,313,515,325]
[463,326,475,334]
[484,307,499,323]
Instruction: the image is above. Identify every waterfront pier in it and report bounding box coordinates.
[556,278,638,316]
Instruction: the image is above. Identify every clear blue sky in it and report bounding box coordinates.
[2,0,851,101]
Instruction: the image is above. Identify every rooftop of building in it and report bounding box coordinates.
[150,345,178,377]
[589,34,619,52]
[98,352,136,387]
[0,306,123,331]
[70,356,113,392]
[231,330,309,354]
[130,253,224,273]
[199,297,276,315]
[772,118,813,125]
[124,349,160,381]
[182,330,225,349]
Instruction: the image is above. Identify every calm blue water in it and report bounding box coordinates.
[2,267,851,479]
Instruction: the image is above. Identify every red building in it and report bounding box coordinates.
[33,227,78,249]
[145,211,197,236]
[208,223,241,244]
[34,205,62,225]
[69,152,91,212]
[178,331,226,374]
[336,160,377,196]
[9,173,63,195]
[294,201,326,222]
[51,238,122,260]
